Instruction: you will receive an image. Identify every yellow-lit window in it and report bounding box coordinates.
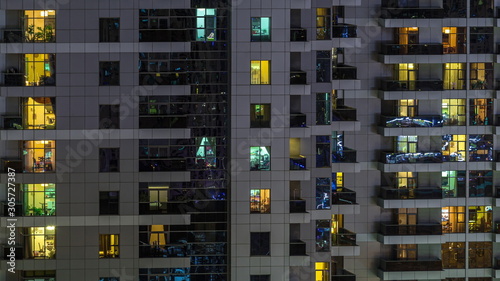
[25,226,56,259]
[251,61,270,84]
[315,262,330,281]
[442,135,466,162]
[23,97,56,129]
[250,189,270,213]
[468,206,492,233]
[316,8,330,40]
[397,99,417,117]
[444,63,466,90]
[442,206,466,233]
[395,136,417,153]
[442,99,466,125]
[24,10,56,42]
[99,234,119,258]
[395,63,417,81]
[396,27,418,45]
[396,172,416,188]
[23,140,55,173]
[442,27,466,54]
[334,172,343,188]
[24,54,56,86]
[23,183,56,216]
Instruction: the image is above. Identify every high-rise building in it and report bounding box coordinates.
[0,0,498,281]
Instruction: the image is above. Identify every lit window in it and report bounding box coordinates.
[24,226,56,259]
[250,146,271,171]
[470,62,493,90]
[250,61,270,84]
[24,54,56,86]
[443,63,466,90]
[315,262,330,281]
[250,189,271,213]
[442,134,466,161]
[24,10,56,42]
[23,140,55,173]
[442,27,466,54]
[442,242,465,269]
[99,234,119,258]
[316,8,330,40]
[442,99,466,125]
[23,97,56,129]
[23,184,56,216]
[469,99,492,125]
[442,206,466,233]
[251,17,271,42]
[196,137,216,168]
[442,171,466,198]
[196,8,216,41]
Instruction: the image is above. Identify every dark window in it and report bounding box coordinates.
[316,51,330,82]
[99,148,120,172]
[250,232,270,256]
[99,278,120,281]
[470,27,493,54]
[250,104,271,127]
[250,276,270,281]
[99,18,120,42]
[99,105,120,129]
[99,61,120,86]
[99,191,119,215]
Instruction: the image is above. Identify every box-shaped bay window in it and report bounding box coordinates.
[23,226,56,259]
[21,97,56,129]
[23,183,56,216]
[251,61,270,84]
[250,146,270,171]
[251,17,271,42]
[23,140,55,173]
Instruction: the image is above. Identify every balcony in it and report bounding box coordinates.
[138,159,187,172]
[332,24,357,38]
[289,240,307,256]
[290,200,306,213]
[381,44,443,55]
[332,64,357,80]
[290,71,307,85]
[139,115,188,129]
[380,8,444,19]
[379,223,442,236]
[381,151,442,164]
[381,115,443,128]
[2,116,22,129]
[332,148,357,163]
[332,270,356,281]
[290,113,307,127]
[378,186,443,208]
[332,188,356,204]
[332,106,357,122]
[139,243,188,258]
[378,259,443,280]
[380,80,443,91]
[290,28,307,42]
[332,228,356,246]
[290,157,306,170]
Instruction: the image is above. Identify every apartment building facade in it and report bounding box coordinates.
[0,0,500,281]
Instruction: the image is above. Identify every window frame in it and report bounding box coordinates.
[250,17,271,42]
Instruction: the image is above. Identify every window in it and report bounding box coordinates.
[394,63,418,88]
[469,135,493,162]
[442,27,466,54]
[139,225,190,258]
[250,276,270,281]
[396,99,417,117]
[250,146,270,171]
[250,189,271,213]
[394,244,417,260]
[23,10,56,42]
[316,136,330,167]
[23,226,56,259]
[23,140,55,173]
[99,148,120,172]
[99,105,120,129]
[250,60,270,84]
[315,262,330,281]
[470,0,494,17]
[442,134,466,162]
[470,62,493,89]
[316,178,331,210]
[250,232,270,256]
[443,63,466,90]
[251,17,271,42]
[99,61,120,86]
[23,184,56,216]
[138,96,190,128]
[22,271,56,281]
[442,242,465,269]
[99,191,119,215]
[395,172,416,188]
[469,206,492,232]
[196,8,217,41]
[396,27,418,45]
[442,99,465,125]
[21,97,56,129]
[99,18,120,42]
[442,206,466,233]
[394,136,417,153]
[469,242,492,268]
[99,234,119,258]
[316,93,331,125]
[99,278,120,281]
[250,104,271,127]
[315,220,330,252]
[195,137,217,168]
[442,171,466,198]
[470,99,492,125]
[316,8,330,40]
[316,51,331,82]
[24,54,56,86]
[469,171,493,197]
[139,139,190,172]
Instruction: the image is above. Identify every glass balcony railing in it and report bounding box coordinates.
[332,65,357,80]
[332,270,356,281]
[332,24,357,38]
[332,106,357,121]
[381,44,443,55]
[381,151,443,164]
[289,240,306,256]
[380,259,443,271]
[332,148,357,163]
[139,116,188,128]
[138,159,187,172]
[332,228,356,246]
[290,157,307,170]
[2,116,22,129]
[290,113,307,127]
[379,223,442,235]
[381,115,443,128]
[290,28,307,41]
[380,8,445,19]
[289,200,306,213]
[332,188,356,204]
[380,80,443,91]
[379,186,443,200]
[139,243,188,258]
[290,71,307,85]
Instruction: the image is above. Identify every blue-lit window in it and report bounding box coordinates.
[316,51,330,82]
[316,93,331,125]
[469,171,493,197]
[469,135,493,162]
[315,220,330,252]
[316,178,330,210]
[251,17,271,42]
[442,134,466,162]
[316,136,330,167]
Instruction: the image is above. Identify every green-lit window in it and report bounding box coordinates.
[251,17,271,42]
[251,61,270,84]
[250,146,270,171]
[23,184,55,216]
[196,8,216,41]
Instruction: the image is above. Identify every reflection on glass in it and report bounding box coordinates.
[315,221,330,252]
[196,137,216,168]
[316,178,330,210]
[442,242,465,269]
[469,171,493,197]
[468,135,493,162]
[442,134,466,162]
[442,171,466,198]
